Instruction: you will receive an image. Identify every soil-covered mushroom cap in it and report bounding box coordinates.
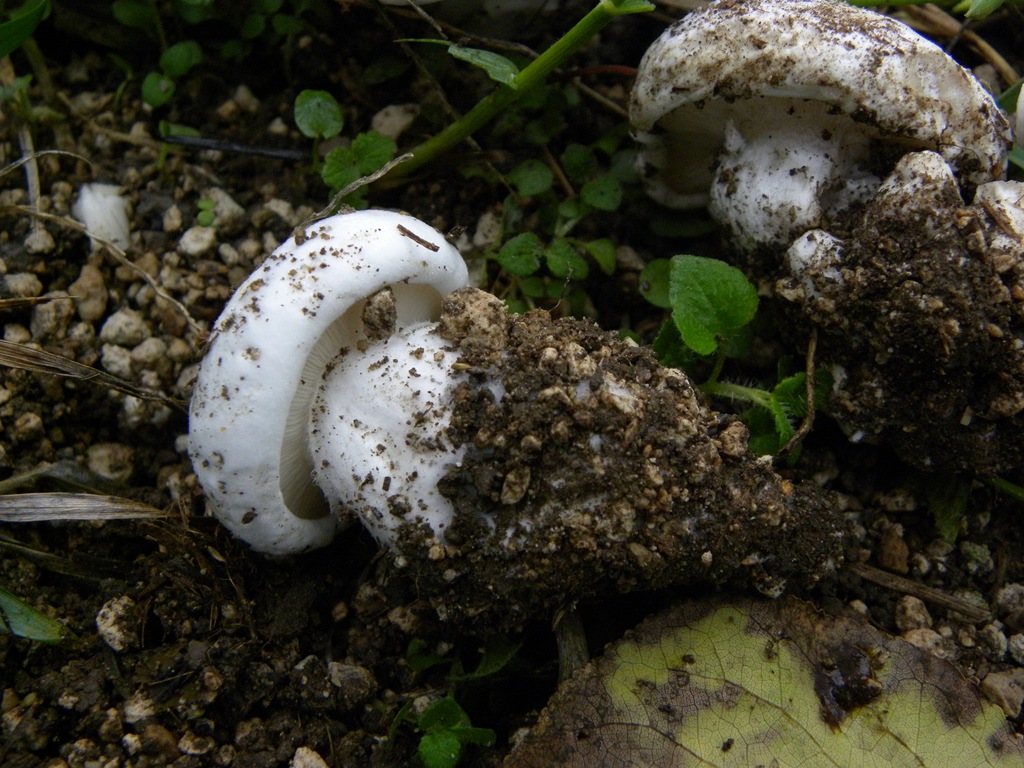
[187,210,469,555]
[629,0,1011,254]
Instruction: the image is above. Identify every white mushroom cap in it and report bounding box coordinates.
[629,0,1011,252]
[188,210,469,555]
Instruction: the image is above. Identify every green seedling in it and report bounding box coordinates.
[648,254,830,457]
[196,197,216,227]
[321,131,397,209]
[394,635,519,767]
[157,119,201,169]
[490,135,633,313]
[0,0,50,59]
[291,89,398,208]
[293,88,343,163]
[141,39,202,108]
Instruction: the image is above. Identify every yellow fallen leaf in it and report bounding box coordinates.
[506,597,1024,767]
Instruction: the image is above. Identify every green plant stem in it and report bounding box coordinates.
[982,475,1024,503]
[700,379,773,410]
[378,0,651,185]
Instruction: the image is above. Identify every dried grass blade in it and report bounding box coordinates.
[0,296,73,312]
[0,338,183,408]
[0,493,167,522]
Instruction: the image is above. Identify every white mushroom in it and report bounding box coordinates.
[188,212,844,626]
[629,0,1011,254]
[187,210,469,554]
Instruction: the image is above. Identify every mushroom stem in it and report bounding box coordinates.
[708,105,880,254]
[309,320,472,543]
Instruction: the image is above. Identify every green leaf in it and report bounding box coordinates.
[639,258,671,309]
[745,406,783,456]
[0,586,65,643]
[766,395,796,446]
[544,238,588,280]
[159,40,202,78]
[498,233,542,277]
[420,695,471,732]
[112,0,158,32]
[561,143,598,183]
[419,730,463,768]
[351,131,397,174]
[508,159,553,197]
[580,176,622,211]
[0,0,49,59]
[925,474,972,543]
[517,275,547,299]
[173,0,216,23]
[406,638,448,672]
[271,12,304,35]
[668,255,758,356]
[652,322,694,370]
[158,120,200,138]
[449,45,520,87]
[450,635,521,682]
[450,726,497,746]
[583,238,617,275]
[610,0,656,14]
[294,89,344,140]
[966,0,1005,18]
[141,71,175,107]
[240,12,266,39]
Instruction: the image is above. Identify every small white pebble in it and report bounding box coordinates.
[894,595,932,632]
[95,595,137,652]
[290,746,329,768]
[178,225,217,257]
[99,308,149,346]
[1008,634,1024,665]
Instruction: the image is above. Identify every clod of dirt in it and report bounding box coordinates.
[390,288,846,628]
[779,151,1024,473]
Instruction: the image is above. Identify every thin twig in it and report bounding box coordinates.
[846,561,992,623]
[1,204,204,337]
[779,328,818,457]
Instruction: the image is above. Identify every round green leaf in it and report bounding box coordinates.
[294,89,344,140]
[508,159,553,197]
[669,255,758,356]
[141,71,175,107]
[580,176,622,211]
[584,238,617,275]
[545,238,588,280]
[159,40,202,78]
[639,258,671,309]
[497,233,542,277]
[561,143,597,184]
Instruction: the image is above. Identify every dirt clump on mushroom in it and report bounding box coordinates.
[392,289,846,628]
[778,155,1024,474]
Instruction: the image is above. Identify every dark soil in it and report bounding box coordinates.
[2,2,1024,767]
